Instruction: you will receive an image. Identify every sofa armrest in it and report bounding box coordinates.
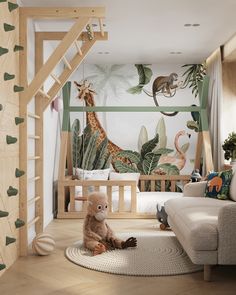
[183,181,207,197]
[218,203,236,264]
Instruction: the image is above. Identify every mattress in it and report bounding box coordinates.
[68,191,183,214]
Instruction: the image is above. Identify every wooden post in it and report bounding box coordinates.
[194,132,203,170]
[35,32,44,234]
[198,77,214,172]
[19,12,28,257]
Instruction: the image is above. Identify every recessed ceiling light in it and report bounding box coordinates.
[104,52,110,54]
[97,51,110,55]
[170,51,182,55]
[184,23,200,27]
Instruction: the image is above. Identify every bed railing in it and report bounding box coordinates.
[57,174,191,219]
[139,175,190,192]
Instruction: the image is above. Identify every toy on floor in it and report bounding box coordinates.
[156,204,169,230]
[191,169,202,182]
[32,233,55,256]
[83,192,137,255]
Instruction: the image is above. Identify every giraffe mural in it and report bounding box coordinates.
[74,81,123,159]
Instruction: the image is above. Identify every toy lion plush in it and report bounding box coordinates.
[83,192,137,255]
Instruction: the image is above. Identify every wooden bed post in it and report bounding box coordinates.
[198,76,214,173]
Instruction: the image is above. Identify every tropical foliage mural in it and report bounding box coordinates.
[71,63,204,175]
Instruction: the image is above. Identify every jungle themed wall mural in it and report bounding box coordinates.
[69,63,205,176]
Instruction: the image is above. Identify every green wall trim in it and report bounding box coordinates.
[68,106,202,112]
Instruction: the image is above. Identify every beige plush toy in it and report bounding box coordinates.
[83,192,137,255]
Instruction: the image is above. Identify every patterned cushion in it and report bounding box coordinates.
[205,170,233,200]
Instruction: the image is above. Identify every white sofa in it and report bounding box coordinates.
[165,172,236,281]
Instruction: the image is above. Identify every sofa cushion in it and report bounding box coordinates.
[205,169,233,200]
[229,172,236,201]
[165,197,233,251]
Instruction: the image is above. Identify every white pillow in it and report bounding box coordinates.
[75,168,110,180]
[75,168,110,196]
[109,172,140,192]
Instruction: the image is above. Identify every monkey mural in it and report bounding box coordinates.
[152,73,179,117]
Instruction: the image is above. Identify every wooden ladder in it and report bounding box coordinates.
[19,7,107,256]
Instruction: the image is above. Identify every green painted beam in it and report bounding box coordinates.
[62,82,71,110]
[62,110,70,131]
[62,82,71,131]
[200,109,209,131]
[199,76,210,109]
[68,106,202,112]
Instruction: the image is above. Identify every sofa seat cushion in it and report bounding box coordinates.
[165,197,233,251]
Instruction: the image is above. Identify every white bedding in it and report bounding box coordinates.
[68,191,183,214]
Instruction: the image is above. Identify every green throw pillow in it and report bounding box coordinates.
[205,169,233,200]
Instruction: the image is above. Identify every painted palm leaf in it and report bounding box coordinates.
[141,133,159,158]
[93,137,109,169]
[127,64,153,94]
[138,126,148,152]
[157,163,180,175]
[154,117,167,150]
[142,152,161,175]
[113,161,139,173]
[181,63,206,97]
[116,150,141,164]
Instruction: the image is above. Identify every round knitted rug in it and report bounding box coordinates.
[65,232,203,276]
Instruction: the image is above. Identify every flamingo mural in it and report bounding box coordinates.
[158,130,190,171]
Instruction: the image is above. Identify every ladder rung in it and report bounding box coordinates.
[28,196,41,205]
[99,18,105,37]
[28,135,40,140]
[62,56,72,70]
[28,176,40,182]
[28,156,40,160]
[50,73,61,84]
[38,88,50,99]
[27,216,40,228]
[28,112,40,119]
[74,41,83,56]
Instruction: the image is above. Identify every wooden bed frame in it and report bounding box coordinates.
[57,174,191,219]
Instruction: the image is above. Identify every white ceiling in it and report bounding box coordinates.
[20,0,236,64]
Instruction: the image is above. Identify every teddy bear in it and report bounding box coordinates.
[83,192,137,255]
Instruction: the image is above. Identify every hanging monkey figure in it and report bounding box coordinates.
[152,72,179,116]
[83,192,137,255]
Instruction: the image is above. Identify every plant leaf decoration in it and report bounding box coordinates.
[157,163,180,175]
[114,161,139,173]
[138,126,148,152]
[116,150,141,165]
[154,117,167,150]
[141,133,159,158]
[142,152,161,175]
[181,63,206,97]
[127,64,153,94]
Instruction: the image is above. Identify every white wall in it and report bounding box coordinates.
[43,42,62,228]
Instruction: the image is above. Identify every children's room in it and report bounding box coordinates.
[1,0,236,294]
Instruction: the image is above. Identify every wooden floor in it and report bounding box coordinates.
[1,219,236,295]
